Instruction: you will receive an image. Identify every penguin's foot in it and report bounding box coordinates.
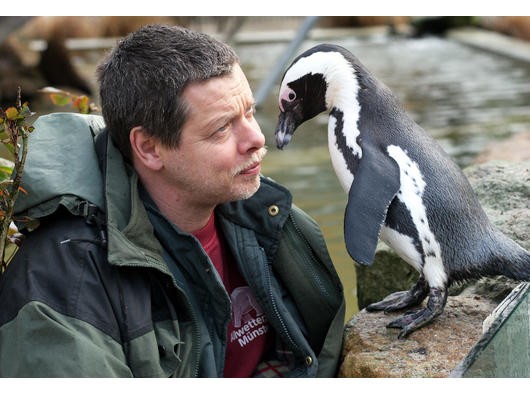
[365,276,429,312]
[386,287,448,339]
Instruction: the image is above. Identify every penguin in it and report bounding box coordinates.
[274,43,530,338]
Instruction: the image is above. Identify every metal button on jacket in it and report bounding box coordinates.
[268,205,280,216]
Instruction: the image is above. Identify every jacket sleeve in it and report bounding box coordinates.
[0,215,132,377]
[0,301,133,377]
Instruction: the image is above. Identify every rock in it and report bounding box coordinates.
[464,160,529,248]
[474,132,530,165]
[343,160,529,377]
[460,160,529,303]
[356,243,417,310]
[478,16,530,43]
[339,294,498,377]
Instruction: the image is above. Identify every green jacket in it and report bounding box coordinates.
[0,113,345,377]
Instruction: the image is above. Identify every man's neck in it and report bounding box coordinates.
[139,178,214,234]
[155,197,214,233]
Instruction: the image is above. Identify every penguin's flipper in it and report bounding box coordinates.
[344,143,400,265]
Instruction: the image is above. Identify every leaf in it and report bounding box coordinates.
[49,93,71,107]
[18,103,34,118]
[73,95,89,114]
[5,107,19,120]
[0,165,13,178]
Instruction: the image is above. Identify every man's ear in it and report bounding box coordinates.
[129,126,163,171]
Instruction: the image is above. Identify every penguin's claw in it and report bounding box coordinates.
[386,287,448,339]
[365,291,416,312]
[365,277,430,313]
[386,308,436,339]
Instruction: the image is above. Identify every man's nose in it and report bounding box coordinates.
[238,119,265,153]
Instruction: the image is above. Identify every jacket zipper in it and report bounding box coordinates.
[263,248,303,357]
[187,295,201,377]
[166,276,201,377]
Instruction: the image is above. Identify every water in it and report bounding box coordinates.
[238,34,530,319]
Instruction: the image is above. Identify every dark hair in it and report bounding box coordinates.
[96,24,239,161]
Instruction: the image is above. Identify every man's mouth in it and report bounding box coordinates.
[239,161,261,175]
[235,147,267,176]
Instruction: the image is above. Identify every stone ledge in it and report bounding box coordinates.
[339,291,498,377]
[448,27,530,63]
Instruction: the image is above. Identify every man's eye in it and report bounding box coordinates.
[216,123,230,133]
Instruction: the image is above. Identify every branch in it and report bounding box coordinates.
[0,87,34,271]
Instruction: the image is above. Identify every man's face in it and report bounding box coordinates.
[158,64,267,209]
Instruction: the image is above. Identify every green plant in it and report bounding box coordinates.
[0,88,35,272]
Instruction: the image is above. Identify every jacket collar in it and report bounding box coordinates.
[100,131,167,272]
[217,177,292,260]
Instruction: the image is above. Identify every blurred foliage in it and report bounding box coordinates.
[39,87,99,114]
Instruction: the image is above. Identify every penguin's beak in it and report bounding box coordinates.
[275,110,299,150]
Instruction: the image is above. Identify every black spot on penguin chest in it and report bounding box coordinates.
[331,108,361,175]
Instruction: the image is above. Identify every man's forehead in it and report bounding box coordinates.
[184,66,253,112]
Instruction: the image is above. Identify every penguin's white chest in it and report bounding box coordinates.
[327,111,361,193]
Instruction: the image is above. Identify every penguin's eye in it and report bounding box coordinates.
[281,87,296,103]
[279,87,298,112]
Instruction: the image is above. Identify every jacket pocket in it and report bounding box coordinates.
[154,319,194,377]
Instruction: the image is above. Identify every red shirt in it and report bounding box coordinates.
[193,214,272,377]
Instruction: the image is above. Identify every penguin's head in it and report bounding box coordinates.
[275,44,357,149]
[275,69,327,149]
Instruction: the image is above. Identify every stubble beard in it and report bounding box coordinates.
[229,146,268,201]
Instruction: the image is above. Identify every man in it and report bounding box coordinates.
[0,25,345,377]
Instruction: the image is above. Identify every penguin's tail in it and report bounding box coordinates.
[489,232,530,281]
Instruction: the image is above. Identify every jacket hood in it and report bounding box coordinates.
[14,112,165,270]
[15,113,105,220]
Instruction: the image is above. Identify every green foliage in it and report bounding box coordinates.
[0,165,13,180]
[0,88,35,272]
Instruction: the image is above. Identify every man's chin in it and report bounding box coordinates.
[231,176,261,201]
